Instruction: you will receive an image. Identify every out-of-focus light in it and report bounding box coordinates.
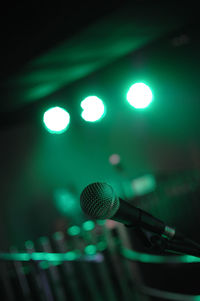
[96,220,106,226]
[43,106,70,134]
[67,225,81,236]
[81,96,105,122]
[109,154,121,166]
[84,245,97,255]
[97,241,107,251]
[39,261,49,269]
[25,240,34,250]
[82,220,95,231]
[131,174,156,196]
[126,83,153,109]
[54,189,78,216]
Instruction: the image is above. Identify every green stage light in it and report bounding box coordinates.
[43,106,70,134]
[81,96,105,122]
[127,83,153,109]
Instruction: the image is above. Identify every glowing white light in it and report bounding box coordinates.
[43,106,70,134]
[127,83,153,109]
[81,96,105,122]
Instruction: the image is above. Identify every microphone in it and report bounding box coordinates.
[80,182,181,240]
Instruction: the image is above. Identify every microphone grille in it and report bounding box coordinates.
[80,182,119,219]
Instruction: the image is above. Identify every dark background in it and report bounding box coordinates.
[0,1,200,299]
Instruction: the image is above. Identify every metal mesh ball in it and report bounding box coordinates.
[80,182,119,219]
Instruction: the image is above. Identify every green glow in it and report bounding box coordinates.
[25,240,34,249]
[1,249,200,266]
[66,251,77,260]
[180,255,200,263]
[84,245,97,255]
[54,189,78,216]
[97,241,107,251]
[53,231,64,241]
[39,261,49,269]
[96,219,106,226]
[126,83,153,109]
[43,106,70,134]
[22,266,30,274]
[81,96,105,122]
[67,225,81,236]
[131,174,156,196]
[39,236,48,244]
[82,220,95,231]
[32,251,78,261]
[25,83,60,101]
[121,247,200,264]
[51,261,62,266]
[0,251,80,261]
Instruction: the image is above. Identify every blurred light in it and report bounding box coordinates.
[126,83,153,109]
[39,236,48,244]
[51,261,62,266]
[53,231,64,241]
[84,253,104,262]
[131,174,156,196]
[43,106,70,134]
[54,189,78,216]
[66,251,77,260]
[97,241,107,251]
[39,261,49,269]
[109,154,121,166]
[67,225,81,236]
[81,96,105,122]
[82,220,95,231]
[96,220,106,226]
[84,245,97,255]
[25,240,34,250]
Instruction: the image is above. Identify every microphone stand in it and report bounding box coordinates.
[133,228,200,258]
[151,235,200,257]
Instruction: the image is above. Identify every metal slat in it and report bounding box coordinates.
[52,231,83,301]
[67,228,103,301]
[25,240,54,301]
[38,236,66,301]
[81,223,117,301]
[10,247,32,301]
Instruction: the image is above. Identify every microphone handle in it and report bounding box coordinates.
[114,199,176,240]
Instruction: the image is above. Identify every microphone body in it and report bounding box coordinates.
[80,182,178,240]
[111,198,176,239]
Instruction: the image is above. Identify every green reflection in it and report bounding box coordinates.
[121,247,200,264]
[180,255,200,263]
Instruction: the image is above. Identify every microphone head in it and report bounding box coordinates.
[80,182,120,219]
